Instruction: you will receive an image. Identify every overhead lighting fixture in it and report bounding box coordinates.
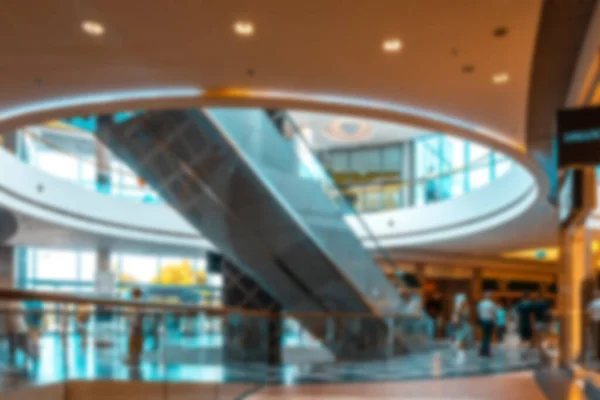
[492,72,509,85]
[81,20,105,37]
[234,21,254,37]
[382,38,402,53]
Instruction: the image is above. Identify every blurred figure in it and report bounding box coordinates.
[496,300,507,343]
[514,292,535,359]
[424,167,438,204]
[76,303,94,346]
[531,292,551,358]
[127,287,145,367]
[5,301,29,368]
[24,299,43,360]
[477,292,497,358]
[405,292,435,340]
[587,290,600,361]
[452,293,470,364]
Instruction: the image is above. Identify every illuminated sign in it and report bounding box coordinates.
[557,106,600,168]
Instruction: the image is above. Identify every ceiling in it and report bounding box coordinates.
[290,110,426,151]
[3,0,583,258]
[0,0,541,147]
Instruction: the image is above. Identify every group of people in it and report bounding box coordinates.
[451,291,553,363]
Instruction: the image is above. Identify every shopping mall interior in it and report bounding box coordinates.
[0,1,600,399]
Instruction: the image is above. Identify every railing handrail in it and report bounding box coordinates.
[0,288,419,319]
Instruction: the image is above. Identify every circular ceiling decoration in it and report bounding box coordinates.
[325,119,373,142]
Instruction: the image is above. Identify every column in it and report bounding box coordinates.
[96,116,112,194]
[0,245,14,289]
[559,224,589,365]
[471,268,483,301]
[95,247,116,297]
[208,252,282,366]
[404,141,415,207]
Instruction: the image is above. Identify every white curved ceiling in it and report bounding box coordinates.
[0,0,541,147]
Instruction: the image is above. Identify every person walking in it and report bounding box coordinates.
[496,300,507,343]
[477,292,497,358]
[514,292,535,359]
[452,293,471,364]
[127,288,145,368]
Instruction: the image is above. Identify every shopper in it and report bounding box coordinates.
[452,293,471,364]
[127,288,145,367]
[5,301,29,368]
[477,292,497,358]
[531,292,551,356]
[514,292,535,359]
[587,290,600,361]
[496,300,507,343]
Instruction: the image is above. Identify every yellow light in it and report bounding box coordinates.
[492,72,510,85]
[81,20,105,37]
[234,21,254,37]
[592,240,600,254]
[382,38,403,53]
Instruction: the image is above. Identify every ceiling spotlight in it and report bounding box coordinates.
[382,38,403,53]
[81,20,105,37]
[492,72,510,85]
[234,21,254,37]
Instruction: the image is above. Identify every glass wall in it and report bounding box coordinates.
[16,247,220,305]
[320,134,511,212]
[16,127,161,203]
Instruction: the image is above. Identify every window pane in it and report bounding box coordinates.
[381,146,402,174]
[469,165,491,190]
[329,152,348,172]
[36,250,78,281]
[120,255,158,284]
[468,142,490,167]
[350,148,380,174]
[496,159,511,178]
[80,251,97,282]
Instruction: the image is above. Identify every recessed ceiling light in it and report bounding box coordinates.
[234,21,254,37]
[382,38,403,53]
[492,72,510,84]
[81,20,105,37]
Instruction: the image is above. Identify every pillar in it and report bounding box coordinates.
[559,224,589,365]
[471,268,483,302]
[0,245,14,289]
[404,141,415,206]
[95,247,116,297]
[208,252,282,366]
[96,116,112,194]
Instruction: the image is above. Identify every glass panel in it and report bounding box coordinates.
[80,251,97,282]
[119,255,159,284]
[350,148,380,175]
[469,165,491,189]
[35,250,78,281]
[468,142,491,167]
[496,159,511,178]
[329,151,349,172]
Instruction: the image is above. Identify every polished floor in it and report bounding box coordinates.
[249,371,549,400]
[0,334,541,388]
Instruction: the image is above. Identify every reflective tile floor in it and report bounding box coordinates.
[249,371,551,400]
[0,334,543,391]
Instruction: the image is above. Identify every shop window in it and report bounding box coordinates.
[507,281,540,292]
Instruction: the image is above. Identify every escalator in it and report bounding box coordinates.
[97,108,410,355]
